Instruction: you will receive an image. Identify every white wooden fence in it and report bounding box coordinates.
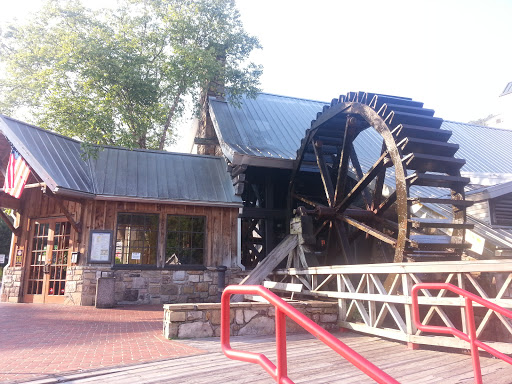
[271,260,512,353]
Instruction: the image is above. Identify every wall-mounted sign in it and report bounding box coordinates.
[131,252,141,260]
[88,230,113,264]
[0,254,5,264]
[15,248,23,266]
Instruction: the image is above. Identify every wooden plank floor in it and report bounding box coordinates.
[25,332,512,384]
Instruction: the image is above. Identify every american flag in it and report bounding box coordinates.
[3,147,30,199]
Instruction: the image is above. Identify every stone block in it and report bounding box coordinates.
[207,310,222,325]
[173,270,186,281]
[203,273,213,282]
[196,282,209,292]
[235,309,244,325]
[162,284,179,295]
[187,311,203,321]
[320,314,338,323]
[163,322,179,339]
[149,285,160,294]
[132,277,147,289]
[178,321,214,338]
[244,309,258,323]
[238,317,275,336]
[188,274,200,283]
[209,285,218,296]
[123,289,139,302]
[182,286,194,294]
[66,281,77,293]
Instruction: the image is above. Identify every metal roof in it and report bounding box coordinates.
[210,93,512,180]
[500,82,512,97]
[209,93,327,165]
[0,115,241,207]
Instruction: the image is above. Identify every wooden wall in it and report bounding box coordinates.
[10,187,239,268]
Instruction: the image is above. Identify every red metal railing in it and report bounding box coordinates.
[221,285,399,384]
[411,283,512,384]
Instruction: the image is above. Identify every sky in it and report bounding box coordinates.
[1,0,511,150]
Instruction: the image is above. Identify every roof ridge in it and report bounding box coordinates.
[444,119,512,132]
[257,92,328,104]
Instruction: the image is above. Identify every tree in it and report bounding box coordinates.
[468,114,497,127]
[0,0,262,151]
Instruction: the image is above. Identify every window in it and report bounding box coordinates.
[166,215,205,265]
[115,213,158,265]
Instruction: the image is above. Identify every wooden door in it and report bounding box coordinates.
[24,220,71,304]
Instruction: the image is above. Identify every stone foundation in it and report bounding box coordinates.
[0,267,24,303]
[163,301,339,339]
[64,267,227,306]
[1,265,232,306]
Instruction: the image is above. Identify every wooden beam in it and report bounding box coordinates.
[0,209,19,235]
[0,194,21,210]
[46,194,82,236]
[239,234,299,286]
[194,137,219,146]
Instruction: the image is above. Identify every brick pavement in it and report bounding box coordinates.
[0,303,206,383]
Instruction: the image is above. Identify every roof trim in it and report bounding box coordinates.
[0,117,59,192]
[231,153,294,169]
[96,194,242,208]
[466,180,512,201]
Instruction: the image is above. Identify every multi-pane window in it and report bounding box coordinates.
[166,215,205,266]
[115,213,158,265]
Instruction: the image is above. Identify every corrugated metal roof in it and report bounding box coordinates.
[500,82,512,97]
[0,115,94,193]
[90,147,240,205]
[210,93,327,162]
[0,115,241,206]
[210,93,512,179]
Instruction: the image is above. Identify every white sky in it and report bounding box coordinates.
[2,0,511,150]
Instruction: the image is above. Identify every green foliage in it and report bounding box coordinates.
[0,0,262,150]
[468,114,497,127]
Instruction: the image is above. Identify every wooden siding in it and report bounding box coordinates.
[9,188,239,269]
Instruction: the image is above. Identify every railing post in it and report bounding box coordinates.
[275,307,288,382]
[465,298,482,384]
[402,273,419,350]
[337,274,347,322]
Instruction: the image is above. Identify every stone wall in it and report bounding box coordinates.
[0,267,24,303]
[64,267,228,306]
[1,265,232,306]
[163,301,339,339]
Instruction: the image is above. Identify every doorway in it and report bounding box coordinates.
[24,219,71,303]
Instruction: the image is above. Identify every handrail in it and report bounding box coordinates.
[221,285,399,384]
[411,283,512,384]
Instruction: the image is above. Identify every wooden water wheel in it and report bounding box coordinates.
[290,91,474,265]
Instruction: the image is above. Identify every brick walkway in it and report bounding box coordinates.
[0,303,206,383]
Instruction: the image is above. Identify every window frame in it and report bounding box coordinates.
[164,214,207,268]
[114,212,160,267]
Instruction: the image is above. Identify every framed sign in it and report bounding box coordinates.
[0,254,5,264]
[88,230,113,264]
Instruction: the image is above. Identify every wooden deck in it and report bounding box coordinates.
[25,332,512,384]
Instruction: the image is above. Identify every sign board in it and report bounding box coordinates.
[88,230,113,264]
[131,252,141,260]
[0,254,5,264]
[466,230,485,255]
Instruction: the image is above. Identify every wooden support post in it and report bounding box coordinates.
[337,274,347,322]
[402,273,419,350]
[458,273,467,334]
[0,209,19,235]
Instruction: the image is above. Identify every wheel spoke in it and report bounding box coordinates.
[341,216,397,246]
[349,145,372,209]
[374,191,397,216]
[336,150,389,213]
[293,194,326,208]
[333,219,352,264]
[313,140,335,207]
[334,118,354,205]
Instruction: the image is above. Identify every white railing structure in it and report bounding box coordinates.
[271,260,512,353]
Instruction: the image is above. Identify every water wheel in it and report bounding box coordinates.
[290,91,473,264]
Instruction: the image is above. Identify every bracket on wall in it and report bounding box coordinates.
[45,190,82,237]
[0,209,19,236]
